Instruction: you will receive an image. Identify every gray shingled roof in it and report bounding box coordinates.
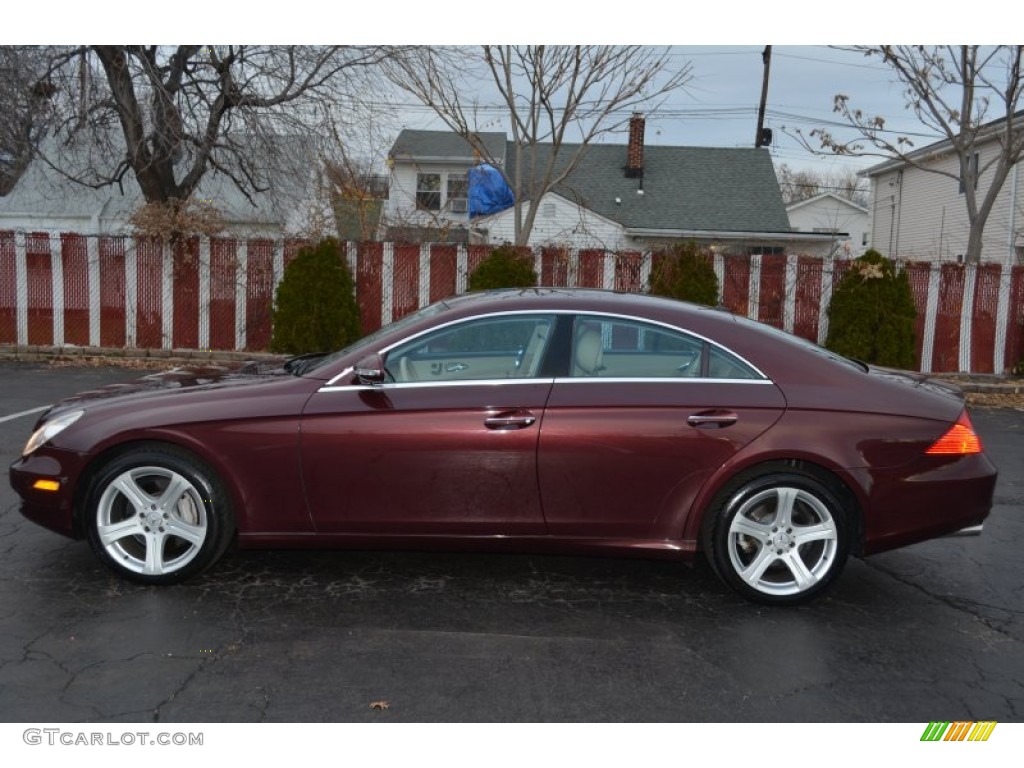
[517,142,791,233]
[390,129,507,164]
[390,130,791,233]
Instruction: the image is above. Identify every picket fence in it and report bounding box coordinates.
[1,231,1022,374]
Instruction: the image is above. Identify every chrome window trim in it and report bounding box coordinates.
[552,377,774,386]
[318,376,773,394]
[318,378,555,393]
[325,366,355,387]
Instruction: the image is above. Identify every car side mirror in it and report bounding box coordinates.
[354,353,386,386]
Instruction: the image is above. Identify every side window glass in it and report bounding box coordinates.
[707,346,761,380]
[571,316,703,378]
[386,315,553,383]
[568,315,764,380]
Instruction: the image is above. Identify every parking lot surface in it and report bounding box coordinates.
[1,361,1021,722]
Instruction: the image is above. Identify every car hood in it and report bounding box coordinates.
[41,359,291,422]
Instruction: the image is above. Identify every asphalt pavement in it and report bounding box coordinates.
[0,361,1021,722]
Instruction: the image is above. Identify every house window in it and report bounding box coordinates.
[862,232,869,246]
[446,174,468,213]
[416,173,441,211]
[959,152,980,194]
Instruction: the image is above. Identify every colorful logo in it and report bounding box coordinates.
[921,721,997,742]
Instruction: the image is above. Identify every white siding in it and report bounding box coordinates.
[868,141,1024,264]
[386,161,472,230]
[787,196,870,258]
[475,193,626,249]
[0,213,97,233]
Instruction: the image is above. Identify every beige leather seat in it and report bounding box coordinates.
[573,328,604,376]
[517,324,550,377]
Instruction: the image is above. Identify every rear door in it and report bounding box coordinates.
[538,314,786,539]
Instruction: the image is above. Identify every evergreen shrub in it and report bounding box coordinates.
[270,238,361,354]
[825,249,917,368]
[648,242,719,306]
[468,245,538,291]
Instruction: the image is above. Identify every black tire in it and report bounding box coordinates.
[83,445,235,585]
[703,469,851,605]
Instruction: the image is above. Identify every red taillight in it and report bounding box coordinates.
[927,412,983,455]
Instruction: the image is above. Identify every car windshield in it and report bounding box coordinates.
[296,299,452,375]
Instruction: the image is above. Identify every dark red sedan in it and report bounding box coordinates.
[9,289,997,604]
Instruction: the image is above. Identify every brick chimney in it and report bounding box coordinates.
[625,113,645,178]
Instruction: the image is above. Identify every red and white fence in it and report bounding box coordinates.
[1,230,1023,374]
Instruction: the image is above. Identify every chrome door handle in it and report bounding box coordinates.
[484,412,537,430]
[687,410,738,428]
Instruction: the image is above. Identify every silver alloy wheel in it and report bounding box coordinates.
[95,466,208,576]
[726,486,839,597]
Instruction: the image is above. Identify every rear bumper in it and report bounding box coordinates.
[855,451,997,556]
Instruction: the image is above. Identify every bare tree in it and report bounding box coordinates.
[801,45,1024,263]
[325,153,390,241]
[34,46,392,228]
[776,163,868,207]
[385,46,692,246]
[0,47,55,196]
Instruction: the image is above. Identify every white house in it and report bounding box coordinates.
[384,130,508,243]
[862,112,1024,265]
[786,193,871,258]
[384,118,837,255]
[0,134,334,240]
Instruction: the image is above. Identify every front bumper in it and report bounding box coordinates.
[9,447,89,539]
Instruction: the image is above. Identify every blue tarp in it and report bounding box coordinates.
[468,164,515,218]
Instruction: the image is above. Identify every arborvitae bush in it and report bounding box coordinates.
[648,242,719,306]
[468,245,538,291]
[270,238,361,354]
[825,249,917,368]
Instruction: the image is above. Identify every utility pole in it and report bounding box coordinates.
[755,45,772,148]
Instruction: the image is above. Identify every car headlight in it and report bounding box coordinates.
[23,410,85,457]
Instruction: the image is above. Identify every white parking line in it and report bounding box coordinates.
[0,405,50,425]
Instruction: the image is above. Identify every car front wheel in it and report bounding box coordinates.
[704,469,851,605]
[84,446,235,585]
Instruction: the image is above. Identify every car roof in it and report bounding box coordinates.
[442,287,728,322]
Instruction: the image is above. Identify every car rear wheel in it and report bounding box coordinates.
[84,446,235,585]
[704,469,851,605]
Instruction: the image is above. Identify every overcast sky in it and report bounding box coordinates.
[15,4,981,179]
[390,45,930,178]
[655,46,927,173]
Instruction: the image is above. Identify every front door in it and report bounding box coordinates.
[301,313,556,535]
